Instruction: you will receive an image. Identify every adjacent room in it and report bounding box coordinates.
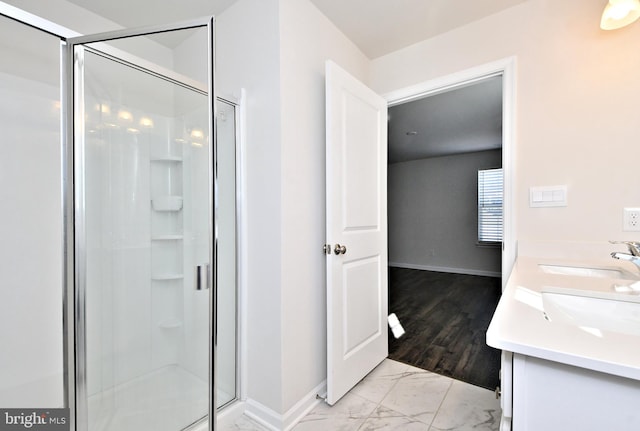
[387,76,503,390]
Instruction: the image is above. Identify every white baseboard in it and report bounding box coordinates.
[282,380,326,431]
[244,399,280,430]
[389,261,501,278]
[244,380,326,431]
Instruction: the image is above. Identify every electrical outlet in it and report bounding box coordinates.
[623,208,640,231]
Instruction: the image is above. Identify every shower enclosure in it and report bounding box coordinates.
[0,7,237,431]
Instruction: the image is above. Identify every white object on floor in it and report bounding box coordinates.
[387,313,405,338]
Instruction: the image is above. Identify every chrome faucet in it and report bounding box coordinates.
[610,240,640,270]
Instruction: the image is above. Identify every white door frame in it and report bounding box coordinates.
[382,56,517,288]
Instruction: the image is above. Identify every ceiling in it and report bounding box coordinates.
[65,0,237,28]
[388,76,503,164]
[309,0,528,58]
[61,0,506,161]
[63,0,528,58]
[63,0,237,47]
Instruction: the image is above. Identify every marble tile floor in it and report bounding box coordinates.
[221,359,501,431]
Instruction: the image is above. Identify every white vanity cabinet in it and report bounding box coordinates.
[498,351,513,431]
[487,250,640,431]
[511,353,640,431]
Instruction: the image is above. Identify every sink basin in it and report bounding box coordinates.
[542,291,640,337]
[538,264,637,280]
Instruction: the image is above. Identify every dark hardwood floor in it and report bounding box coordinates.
[388,267,501,390]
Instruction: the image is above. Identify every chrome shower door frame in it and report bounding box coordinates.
[61,18,217,431]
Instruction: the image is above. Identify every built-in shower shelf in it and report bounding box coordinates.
[151,156,182,162]
[158,319,183,329]
[151,196,183,211]
[152,273,184,281]
[151,234,184,241]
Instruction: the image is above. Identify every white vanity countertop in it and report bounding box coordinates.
[487,254,640,380]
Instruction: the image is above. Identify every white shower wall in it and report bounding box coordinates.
[0,15,64,408]
[0,71,64,408]
[84,103,211,398]
[84,106,151,396]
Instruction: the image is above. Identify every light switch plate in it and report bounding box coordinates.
[530,185,567,207]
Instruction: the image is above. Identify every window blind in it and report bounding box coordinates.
[478,168,503,243]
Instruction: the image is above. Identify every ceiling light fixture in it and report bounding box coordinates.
[190,128,204,140]
[139,117,154,128]
[601,0,640,30]
[96,103,111,116]
[118,110,133,123]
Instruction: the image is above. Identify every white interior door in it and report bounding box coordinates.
[325,60,388,405]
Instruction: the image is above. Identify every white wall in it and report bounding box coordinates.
[216,0,284,415]
[0,76,63,408]
[278,0,370,414]
[0,16,63,408]
[371,0,640,246]
[217,0,370,424]
[84,97,154,396]
[389,150,502,277]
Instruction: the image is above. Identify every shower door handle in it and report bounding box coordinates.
[195,264,210,290]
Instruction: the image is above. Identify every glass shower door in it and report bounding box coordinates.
[215,99,237,408]
[67,22,215,431]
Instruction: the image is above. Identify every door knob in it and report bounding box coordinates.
[334,244,347,255]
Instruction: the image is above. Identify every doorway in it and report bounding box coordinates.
[384,59,515,390]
